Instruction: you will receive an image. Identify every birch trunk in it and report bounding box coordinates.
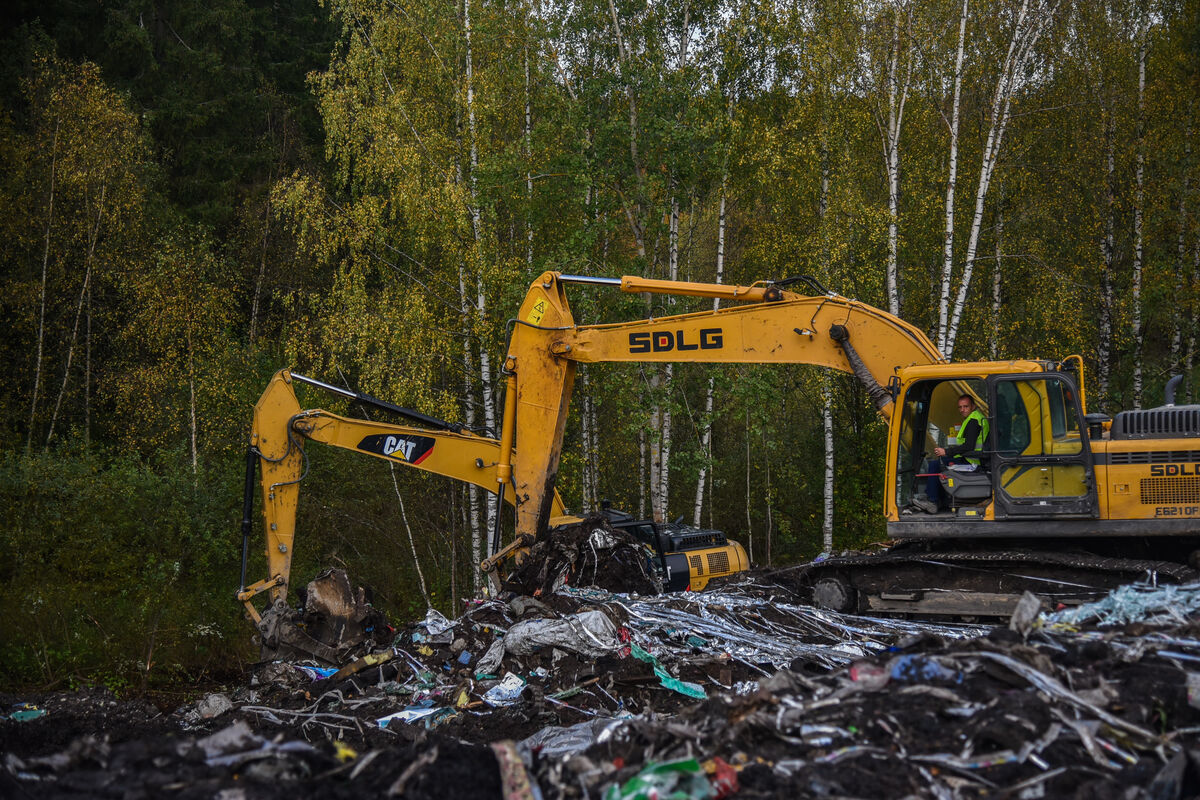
[187,324,197,475]
[882,4,912,318]
[638,428,647,519]
[390,464,431,606]
[249,188,270,345]
[47,183,106,447]
[819,132,834,554]
[524,42,534,266]
[1099,111,1115,405]
[1132,31,1146,406]
[28,121,58,453]
[1175,128,1190,368]
[991,204,1003,360]
[464,0,496,565]
[1190,229,1199,403]
[821,377,834,553]
[944,0,1052,358]
[693,178,726,526]
[937,0,968,349]
[745,410,752,562]
[764,429,772,566]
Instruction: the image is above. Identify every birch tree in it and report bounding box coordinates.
[941,0,1060,357]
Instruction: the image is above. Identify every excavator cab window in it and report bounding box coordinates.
[986,373,1098,518]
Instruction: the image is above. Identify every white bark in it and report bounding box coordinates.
[390,464,431,606]
[1099,112,1115,405]
[882,3,913,318]
[937,0,969,346]
[991,203,1003,360]
[1190,225,1199,403]
[693,179,726,527]
[46,183,105,448]
[1175,136,1190,369]
[28,121,58,454]
[249,188,270,345]
[745,410,752,562]
[763,430,772,566]
[524,42,534,266]
[943,0,1054,357]
[464,0,496,563]
[638,428,647,519]
[1132,31,1146,406]
[187,325,197,475]
[821,376,834,553]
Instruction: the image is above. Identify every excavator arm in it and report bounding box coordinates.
[237,368,568,624]
[505,272,944,540]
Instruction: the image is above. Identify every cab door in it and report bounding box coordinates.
[987,373,1099,518]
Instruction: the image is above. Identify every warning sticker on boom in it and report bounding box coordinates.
[357,434,435,465]
[526,298,548,325]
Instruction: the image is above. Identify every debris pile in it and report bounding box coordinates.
[5,571,1200,798]
[502,515,662,596]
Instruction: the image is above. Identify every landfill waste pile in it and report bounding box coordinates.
[501,515,663,597]
[5,559,1200,797]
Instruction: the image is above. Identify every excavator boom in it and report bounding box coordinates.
[507,271,943,539]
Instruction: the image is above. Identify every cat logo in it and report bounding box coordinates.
[629,328,723,354]
[357,434,436,465]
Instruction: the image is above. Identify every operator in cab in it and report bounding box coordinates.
[913,394,989,513]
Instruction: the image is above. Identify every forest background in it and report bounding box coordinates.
[0,0,1196,690]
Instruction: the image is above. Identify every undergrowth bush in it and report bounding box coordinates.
[0,447,252,691]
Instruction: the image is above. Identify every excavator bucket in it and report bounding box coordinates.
[255,569,388,665]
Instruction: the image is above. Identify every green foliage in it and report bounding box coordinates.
[0,449,251,689]
[0,0,1197,687]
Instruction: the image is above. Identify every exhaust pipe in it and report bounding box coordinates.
[1165,375,1184,407]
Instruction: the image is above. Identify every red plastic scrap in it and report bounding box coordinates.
[704,757,739,799]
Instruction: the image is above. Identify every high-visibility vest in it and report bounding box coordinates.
[963,409,990,466]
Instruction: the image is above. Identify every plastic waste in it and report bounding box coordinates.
[8,704,46,722]
[603,759,715,800]
[293,665,338,681]
[482,672,527,707]
[376,700,443,727]
[504,610,620,658]
[631,644,707,700]
[196,693,234,719]
[423,607,454,636]
[1046,581,1200,627]
[888,653,961,684]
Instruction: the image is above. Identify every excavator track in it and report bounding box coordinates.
[778,546,1199,619]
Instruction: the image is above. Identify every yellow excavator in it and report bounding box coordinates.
[237,369,748,659]
[494,271,1200,616]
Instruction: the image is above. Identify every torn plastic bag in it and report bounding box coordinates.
[520,717,631,759]
[423,607,455,637]
[504,610,620,657]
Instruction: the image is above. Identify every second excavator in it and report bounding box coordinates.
[494,271,1200,617]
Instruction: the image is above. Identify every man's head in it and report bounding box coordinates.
[957,394,976,417]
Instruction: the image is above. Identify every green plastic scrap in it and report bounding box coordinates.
[631,644,707,700]
[9,708,46,722]
[603,759,714,800]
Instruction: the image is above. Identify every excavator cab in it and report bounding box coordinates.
[889,367,1099,526]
